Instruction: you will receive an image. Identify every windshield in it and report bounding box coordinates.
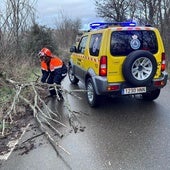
[110,30,158,56]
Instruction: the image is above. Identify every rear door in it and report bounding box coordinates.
[107,28,160,83]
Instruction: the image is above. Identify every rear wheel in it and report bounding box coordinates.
[142,89,160,101]
[68,66,79,84]
[86,78,99,107]
[123,50,157,86]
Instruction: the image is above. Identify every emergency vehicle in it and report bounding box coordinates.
[68,22,168,107]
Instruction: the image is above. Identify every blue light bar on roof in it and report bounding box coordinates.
[90,21,136,30]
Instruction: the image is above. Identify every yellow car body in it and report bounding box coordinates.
[69,22,168,107]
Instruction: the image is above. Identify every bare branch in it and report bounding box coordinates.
[0,77,85,155]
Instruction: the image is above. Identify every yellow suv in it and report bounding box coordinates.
[68,22,168,107]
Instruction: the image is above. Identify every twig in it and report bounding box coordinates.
[2,85,22,136]
[40,116,63,138]
[21,132,45,144]
[36,105,68,128]
[35,115,70,155]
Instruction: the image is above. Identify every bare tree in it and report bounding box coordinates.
[95,0,134,22]
[54,11,81,49]
[94,0,170,59]
[0,0,36,58]
[161,0,170,57]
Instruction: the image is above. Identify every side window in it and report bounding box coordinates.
[89,33,102,56]
[77,36,88,54]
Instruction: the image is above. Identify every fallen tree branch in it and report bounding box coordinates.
[2,85,22,136]
[19,94,70,154]
[1,76,86,156]
[35,115,71,155]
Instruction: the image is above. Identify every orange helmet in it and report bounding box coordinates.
[40,48,52,57]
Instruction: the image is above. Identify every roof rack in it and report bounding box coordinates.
[90,21,136,30]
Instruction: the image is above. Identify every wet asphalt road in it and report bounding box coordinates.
[1,77,170,170]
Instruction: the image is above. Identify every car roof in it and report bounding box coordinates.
[88,22,157,32]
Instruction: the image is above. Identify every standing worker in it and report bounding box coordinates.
[38,47,67,99]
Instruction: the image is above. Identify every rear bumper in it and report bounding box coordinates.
[92,71,168,95]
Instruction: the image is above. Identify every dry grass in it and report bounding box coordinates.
[0,57,39,118]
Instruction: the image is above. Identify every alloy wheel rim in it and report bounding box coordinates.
[87,82,94,102]
[131,57,153,80]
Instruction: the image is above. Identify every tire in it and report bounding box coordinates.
[122,50,157,86]
[68,66,79,84]
[86,78,99,107]
[142,89,160,101]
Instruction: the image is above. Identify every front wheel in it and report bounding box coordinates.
[142,89,160,101]
[68,66,79,84]
[86,78,99,107]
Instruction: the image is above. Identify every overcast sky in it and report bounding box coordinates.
[36,0,103,30]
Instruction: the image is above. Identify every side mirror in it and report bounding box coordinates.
[70,46,77,53]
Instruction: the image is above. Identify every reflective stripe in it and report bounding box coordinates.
[41,68,47,71]
[50,65,62,72]
[49,86,55,90]
[62,73,67,76]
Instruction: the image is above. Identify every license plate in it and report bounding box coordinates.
[122,87,146,95]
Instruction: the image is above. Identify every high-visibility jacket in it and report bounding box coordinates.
[41,56,63,72]
[40,56,67,84]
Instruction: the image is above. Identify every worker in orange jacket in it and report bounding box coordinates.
[38,47,67,98]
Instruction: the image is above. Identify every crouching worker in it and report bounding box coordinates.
[38,47,67,100]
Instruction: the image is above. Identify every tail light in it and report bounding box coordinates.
[161,53,166,71]
[154,80,165,86]
[99,56,107,76]
[107,85,120,91]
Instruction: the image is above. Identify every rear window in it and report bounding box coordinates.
[110,30,158,56]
